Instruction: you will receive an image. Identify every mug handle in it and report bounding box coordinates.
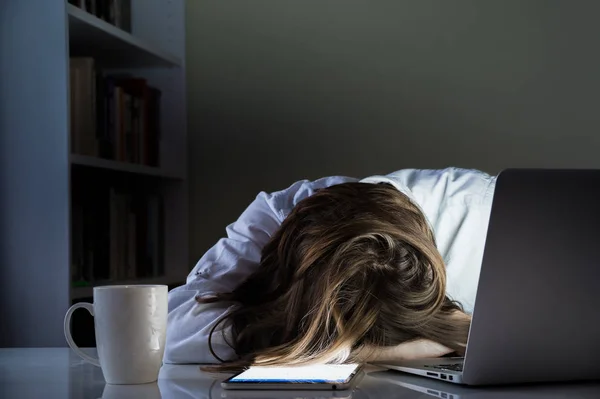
[63,302,101,367]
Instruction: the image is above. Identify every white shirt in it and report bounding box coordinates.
[164,167,497,364]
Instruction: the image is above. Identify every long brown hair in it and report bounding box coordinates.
[200,182,469,371]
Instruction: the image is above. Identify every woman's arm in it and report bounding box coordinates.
[357,311,471,363]
[164,176,357,364]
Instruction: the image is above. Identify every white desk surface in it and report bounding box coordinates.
[1,348,599,399]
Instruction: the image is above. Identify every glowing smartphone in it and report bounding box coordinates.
[221,363,364,391]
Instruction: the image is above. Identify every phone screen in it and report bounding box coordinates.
[228,364,360,384]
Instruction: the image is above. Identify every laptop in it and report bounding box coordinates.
[374,169,600,385]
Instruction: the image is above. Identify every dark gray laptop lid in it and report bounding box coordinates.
[463,169,600,385]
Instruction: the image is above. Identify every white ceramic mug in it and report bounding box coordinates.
[64,285,168,385]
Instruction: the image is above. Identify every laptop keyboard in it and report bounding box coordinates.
[425,363,464,372]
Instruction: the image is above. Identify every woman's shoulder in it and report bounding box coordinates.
[267,176,359,221]
[363,167,497,208]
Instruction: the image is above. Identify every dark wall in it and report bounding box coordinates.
[187,0,600,263]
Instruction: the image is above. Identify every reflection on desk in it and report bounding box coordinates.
[362,370,600,399]
[0,349,599,399]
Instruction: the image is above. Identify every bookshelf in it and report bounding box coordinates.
[0,0,188,347]
[70,154,184,179]
[67,4,182,68]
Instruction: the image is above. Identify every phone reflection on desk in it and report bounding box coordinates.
[220,389,354,399]
[158,376,356,399]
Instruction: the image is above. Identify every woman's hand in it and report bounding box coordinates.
[356,339,455,363]
[356,311,470,363]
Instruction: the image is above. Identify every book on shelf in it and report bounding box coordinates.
[70,58,98,157]
[68,0,132,32]
[71,186,165,286]
[69,57,162,167]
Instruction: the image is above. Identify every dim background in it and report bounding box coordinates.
[186,0,600,263]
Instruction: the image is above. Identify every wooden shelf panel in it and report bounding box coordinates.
[67,4,181,68]
[70,154,184,179]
